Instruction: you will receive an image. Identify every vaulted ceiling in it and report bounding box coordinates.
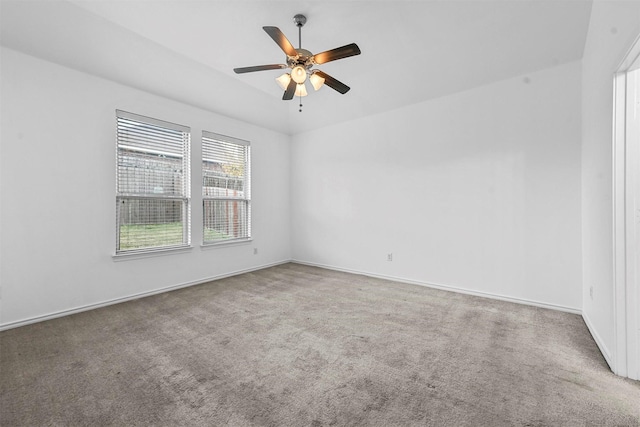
[0,0,592,135]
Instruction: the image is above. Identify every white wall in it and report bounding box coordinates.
[581,0,640,368]
[0,47,291,328]
[291,61,583,311]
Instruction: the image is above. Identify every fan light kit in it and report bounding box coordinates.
[233,14,361,112]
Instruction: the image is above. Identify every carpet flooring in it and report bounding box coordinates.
[1,263,639,426]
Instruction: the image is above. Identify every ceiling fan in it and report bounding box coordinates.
[233,14,361,110]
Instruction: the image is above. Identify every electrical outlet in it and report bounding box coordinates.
[253,248,258,255]
[590,286,593,300]
[387,253,393,262]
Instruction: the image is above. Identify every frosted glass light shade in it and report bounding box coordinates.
[310,73,325,91]
[291,66,307,84]
[295,83,308,97]
[275,73,291,90]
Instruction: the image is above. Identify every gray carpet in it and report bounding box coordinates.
[1,263,639,426]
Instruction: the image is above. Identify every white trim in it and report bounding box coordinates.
[292,259,582,315]
[113,245,193,261]
[583,311,613,369]
[623,68,640,380]
[612,71,628,377]
[0,260,291,332]
[611,33,640,380]
[3,258,583,332]
[200,238,253,250]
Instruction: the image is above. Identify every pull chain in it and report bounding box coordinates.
[299,94,303,112]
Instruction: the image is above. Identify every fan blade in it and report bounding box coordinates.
[313,43,361,65]
[282,79,297,100]
[314,71,350,94]
[263,26,298,57]
[234,64,286,74]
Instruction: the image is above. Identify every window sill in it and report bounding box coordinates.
[200,238,253,250]
[112,245,193,261]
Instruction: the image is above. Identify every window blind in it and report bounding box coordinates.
[202,131,251,244]
[116,110,191,253]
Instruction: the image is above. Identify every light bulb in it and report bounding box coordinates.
[310,73,325,91]
[295,83,308,97]
[275,73,291,90]
[291,66,307,84]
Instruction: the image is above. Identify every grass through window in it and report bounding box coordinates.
[119,222,184,250]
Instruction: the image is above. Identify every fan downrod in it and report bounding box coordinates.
[293,14,306,50]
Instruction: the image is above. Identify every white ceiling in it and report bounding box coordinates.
[0,0,592,135]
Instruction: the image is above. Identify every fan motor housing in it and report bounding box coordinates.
[296,49,312,61]
[288,49,313,68]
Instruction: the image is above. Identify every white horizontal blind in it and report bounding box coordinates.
[116,110,191,253]
[202,131,251,244]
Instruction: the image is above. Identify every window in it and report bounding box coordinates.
[202,131,251,244]
[116,110,191,254]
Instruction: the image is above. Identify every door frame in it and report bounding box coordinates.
[612,33,640,380]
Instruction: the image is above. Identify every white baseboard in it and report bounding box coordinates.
[581,311,613,370]
[0,260,291,332]
[0,259,584,332]
[292,259,582,315]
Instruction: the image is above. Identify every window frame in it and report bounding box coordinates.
[201,130,251,246]
[115,110,191,256]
